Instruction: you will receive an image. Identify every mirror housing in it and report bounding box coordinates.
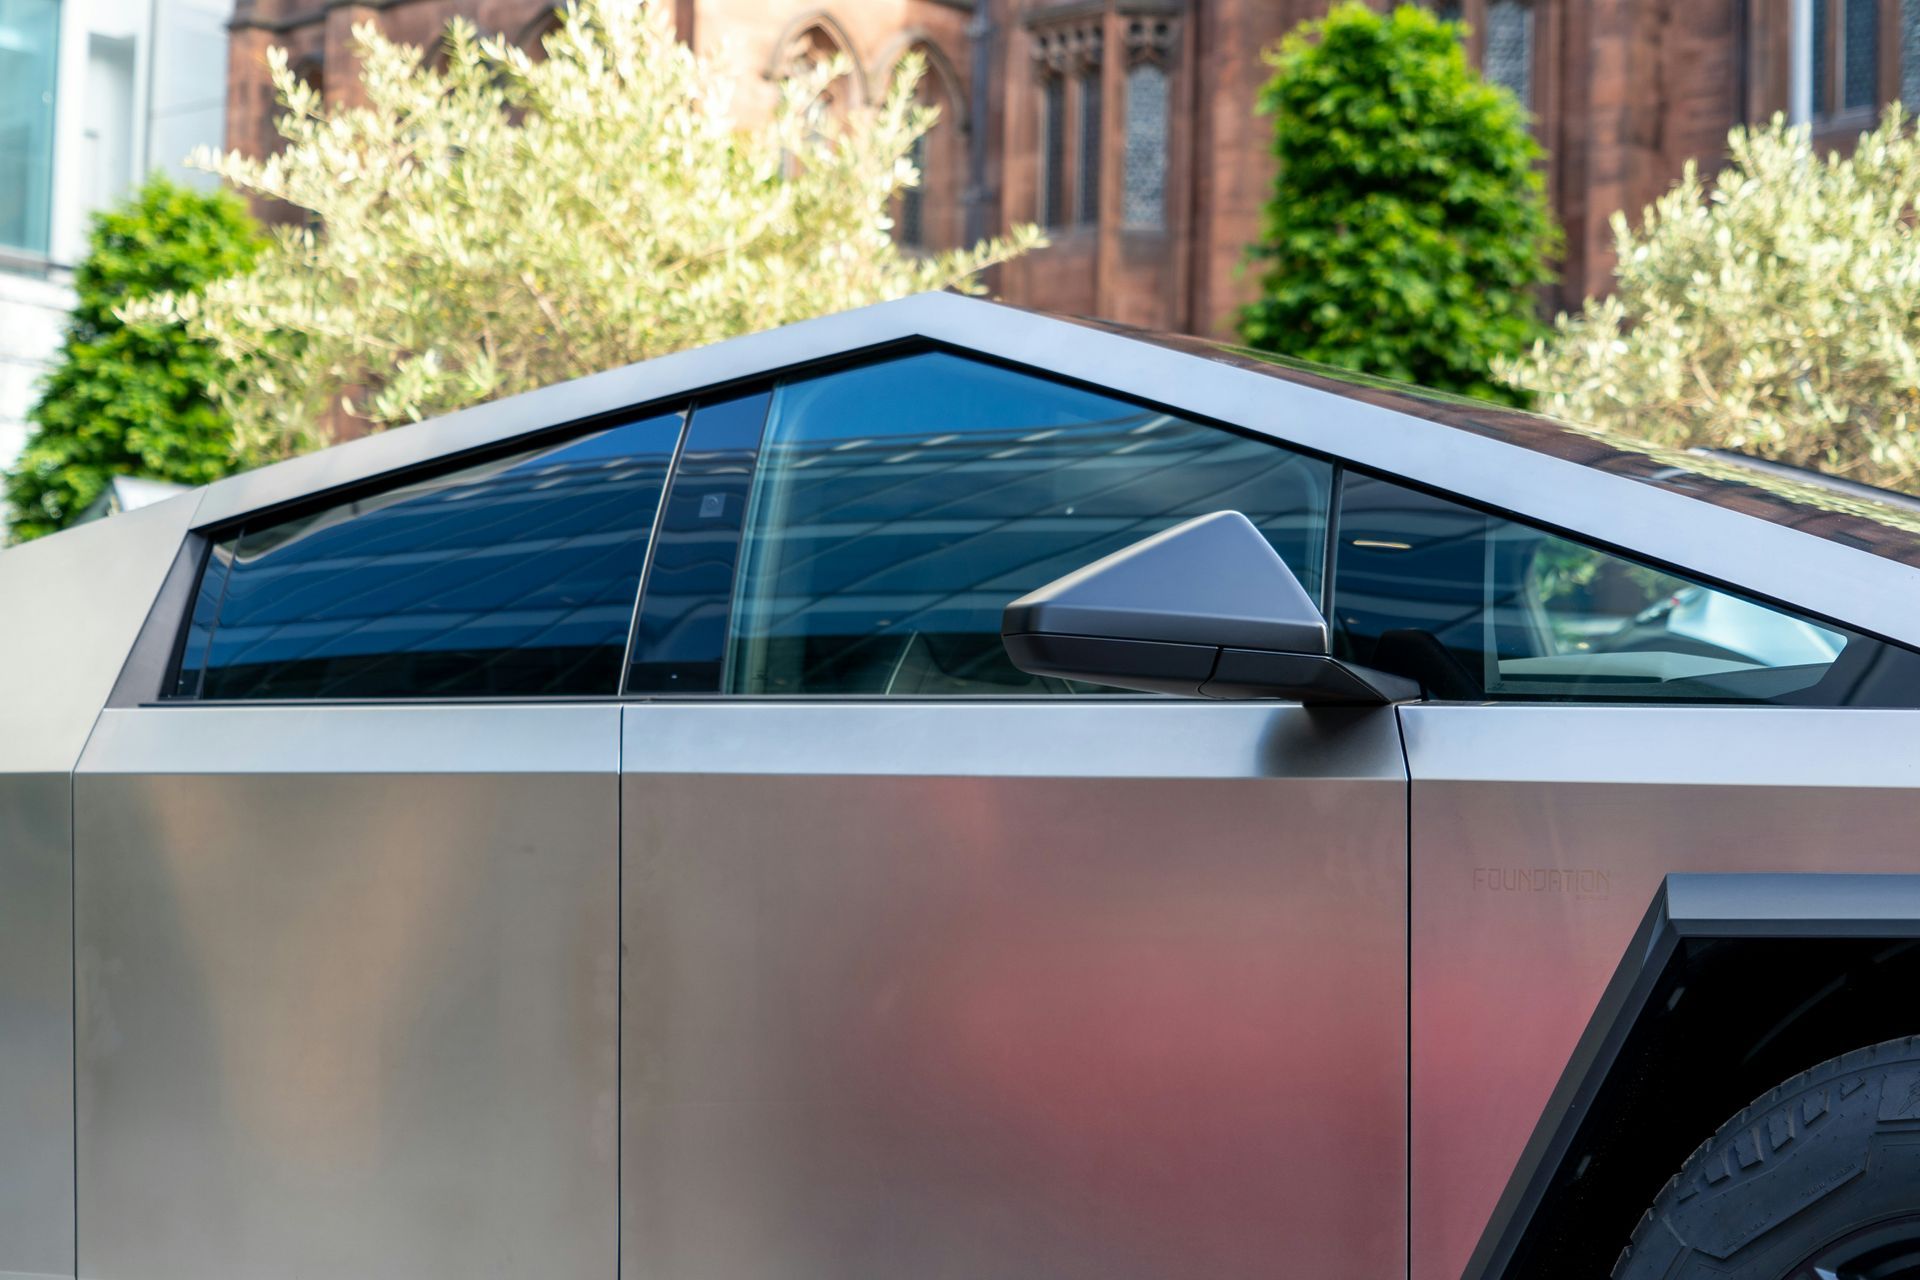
[1001,511,1419,704]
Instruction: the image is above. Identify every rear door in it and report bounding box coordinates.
[617,351,1411,1279]
[73,408,684,1278]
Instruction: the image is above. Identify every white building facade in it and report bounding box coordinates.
[0,0,233,478]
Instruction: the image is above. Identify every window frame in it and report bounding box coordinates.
[1802,0,1885,126]
[156,341,1920,708]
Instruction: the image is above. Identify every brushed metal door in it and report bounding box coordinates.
[620,700,1409,1280]
[74,705,619,1279]
[1404,704,1920,1280]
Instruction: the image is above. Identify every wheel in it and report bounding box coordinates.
[1613,1036,1920,1280]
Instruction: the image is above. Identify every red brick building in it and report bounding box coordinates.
[226,0,1920,336]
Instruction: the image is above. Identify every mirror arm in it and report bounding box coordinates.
[1200,649,1421,705]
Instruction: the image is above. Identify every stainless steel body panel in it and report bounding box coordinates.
[190,295,1920,648]
[620,701,1409,1280]
[0,491,196,1279]
[1402,704,1920,1280]
[0,491,198,774]
[0,773,79,1280]
[73,705,619,1279]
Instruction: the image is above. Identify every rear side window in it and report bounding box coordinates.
[173,410,685,699]
[1334,473,1920,706]
[723,351,1334,695]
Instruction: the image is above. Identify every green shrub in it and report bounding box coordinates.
[6,176,262,541]
[1238,2,1559,404]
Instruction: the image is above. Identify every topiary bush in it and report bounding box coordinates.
[5,175,262,541]
[1238,2,1560,404]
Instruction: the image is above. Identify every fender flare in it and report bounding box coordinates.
[1469,873,1920,1280]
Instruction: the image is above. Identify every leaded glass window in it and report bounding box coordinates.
[1485,0,1533,109]
[1123,61,1167,230]
[1040,73,1067,229]
[1904,0,1920,108]
[1077,65,1102,226]
[1814,0,1833,116]
[1844,0,1879,110]
[900,131,926,247]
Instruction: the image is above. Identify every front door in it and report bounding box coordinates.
[615,349,1411,1278]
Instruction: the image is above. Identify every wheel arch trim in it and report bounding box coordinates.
[1467,872,1920,1280]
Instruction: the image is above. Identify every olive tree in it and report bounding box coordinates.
[1504,109,1920,490]
[154,0,1039,460]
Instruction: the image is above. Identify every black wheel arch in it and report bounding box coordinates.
[1468,873,1920,1280]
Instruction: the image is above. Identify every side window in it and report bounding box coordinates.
[1333,472,1910,705]
[724,351,1334,695]
[174,410,685,700]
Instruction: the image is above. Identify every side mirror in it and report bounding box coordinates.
[1001,511,1419,704]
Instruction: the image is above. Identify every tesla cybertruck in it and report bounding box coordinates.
[8,293,1920,1280]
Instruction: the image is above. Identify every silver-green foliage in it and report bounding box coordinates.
[152,0,1040,460]
[1504,108,1920,490]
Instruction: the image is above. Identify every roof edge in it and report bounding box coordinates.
[193,291,994,528]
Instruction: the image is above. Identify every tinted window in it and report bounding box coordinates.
[625,391,770,693]
[177,410,684,699]
[725,352,1334,695]
[1334,473,1920,705]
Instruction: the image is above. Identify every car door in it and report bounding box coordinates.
[71,408,685,1278]
[1310,471,1920,1280]
[617,350,1411,1279]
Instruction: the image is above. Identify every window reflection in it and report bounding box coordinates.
[1331,473,1912,704]
[180,411,685,699]
[726,352,1333,696]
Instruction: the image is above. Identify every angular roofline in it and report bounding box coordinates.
[187,291,1920,648]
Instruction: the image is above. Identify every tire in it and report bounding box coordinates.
[1612,1035,1920,1280]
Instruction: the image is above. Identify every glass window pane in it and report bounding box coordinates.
[0,0,61,255]
[1904,0,1920,111]
[1485,0,1533,109]
[184,410,685,700]
[1332,472,1915,706]
[1041,74,1067,229]
[625,391,770,694]
[172,538,234,698]
[1845,0,1879,109]
[726,351,1334,696]
[1122,61,1167,230]
[1078,65,1102,225]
